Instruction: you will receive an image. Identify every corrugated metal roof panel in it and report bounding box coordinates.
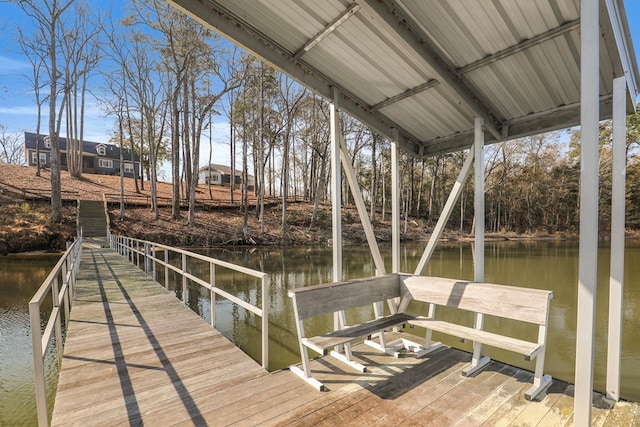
[175,0,639,156]
[303,13,437,105]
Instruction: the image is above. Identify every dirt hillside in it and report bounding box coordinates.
[0,164,430,253]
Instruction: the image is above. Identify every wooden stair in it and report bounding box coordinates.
[78,200,107,237]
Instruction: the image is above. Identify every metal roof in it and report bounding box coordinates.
[168,0,639,157]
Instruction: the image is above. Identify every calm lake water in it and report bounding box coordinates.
[0,255,60,427]
[2,240,639,425]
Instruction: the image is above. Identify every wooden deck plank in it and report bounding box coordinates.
[451,368,533,426]
[497,379,567,426]
[51,242,640,426]
[602,400,639,427]
[397,362,513,426]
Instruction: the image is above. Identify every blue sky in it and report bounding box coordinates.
[1,0,639,173]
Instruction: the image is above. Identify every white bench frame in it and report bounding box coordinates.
[288,273,553,400]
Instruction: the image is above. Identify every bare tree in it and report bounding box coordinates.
[278,76,306,233]
[0,124,24,164]
[16,30,47,176]
[61,3,101,178]
[14,0,75,223]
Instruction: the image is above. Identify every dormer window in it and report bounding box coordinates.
[96,145,106,156]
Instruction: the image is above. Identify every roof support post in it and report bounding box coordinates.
[330,88,343,333]
[467,117,486,374]
[391,131,400,274]
[414,146,475,275]
[606,75,627,402]
[330,88,342,283]
[473,117,485,283]
[575,0,600,423]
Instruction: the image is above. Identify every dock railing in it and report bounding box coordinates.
[29,237,83,427]
[109,235,270,370]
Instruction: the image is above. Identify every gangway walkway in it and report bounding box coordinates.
[51,240,271,425]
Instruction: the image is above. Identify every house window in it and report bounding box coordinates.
[43,137,51,148]
[31,152,47,164]
[210,174,219,183]
[96,145,106,156]
[98,159,113,168]
[124,163,134,173]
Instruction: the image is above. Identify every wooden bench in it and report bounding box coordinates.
[288,275,411,391]
[288,273,553,400]
[398,274,554,400]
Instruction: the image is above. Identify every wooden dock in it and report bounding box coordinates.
[52,241,640,426]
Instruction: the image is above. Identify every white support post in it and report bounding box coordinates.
[463,117,490,377]
[473,116,485,284]
[606,76,627,402]
[414,146,475,275]
[330,88,342,333]
[330,88,342,284]
[391,134,400,274]
[575,0,600,423]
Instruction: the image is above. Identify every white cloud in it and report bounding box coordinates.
[0,55,30,73]
[0,105,38,116]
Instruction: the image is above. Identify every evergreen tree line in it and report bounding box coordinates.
[8,0,640,236]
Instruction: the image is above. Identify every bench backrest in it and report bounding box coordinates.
[288,274,400,320]
[400,275,553,325]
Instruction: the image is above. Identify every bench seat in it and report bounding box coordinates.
[288,273,553,399]
[408,318,542,360]
[303,312,415,354]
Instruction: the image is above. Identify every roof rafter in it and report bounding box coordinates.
[422,95,614,156]
[460,19,580,74]
[371,19,580,113]
[362,0,505,141]
[371,79,438,111]
[294,2,361,59]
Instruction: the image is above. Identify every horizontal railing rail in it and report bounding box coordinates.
[29,237,83,427]
[109,234,269,370]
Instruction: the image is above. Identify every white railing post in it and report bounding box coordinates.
[144,242,151,275]
[210,263,216,328]
[29,301,47,427]
[51,276,63,363]
[164,249,169,289]
[62,260,70,327]
[151,244,157,282]
[181,253,188,304]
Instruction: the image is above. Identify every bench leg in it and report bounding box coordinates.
[364,335,405,357]
[290,364,325,391]
[525,350,552,400]
[289,344,325,391]
[462,354,491,377]
[330,347,367,373]
[365,335,442,358]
